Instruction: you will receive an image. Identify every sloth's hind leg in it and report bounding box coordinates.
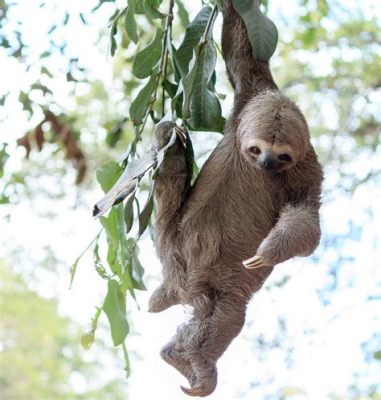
[180,294,247,397]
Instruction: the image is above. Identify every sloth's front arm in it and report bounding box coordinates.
[244,195,321,269]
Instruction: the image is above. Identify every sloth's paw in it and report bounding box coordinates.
[242,255,270,269]
[181,355,218,397]
[153,121,175,150]
[148,285,179,313]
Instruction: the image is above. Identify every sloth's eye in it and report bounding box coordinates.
[248,146,261,155]
[278,153,292,162]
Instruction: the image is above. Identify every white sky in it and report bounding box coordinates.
[1,0,381,399]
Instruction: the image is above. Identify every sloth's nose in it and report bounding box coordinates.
[261,159,274,170]
[258,153,276,170]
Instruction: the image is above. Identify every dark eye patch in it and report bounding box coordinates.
[248,146,261,155]
[278,153,292,162]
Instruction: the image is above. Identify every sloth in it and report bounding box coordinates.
[148,0,323,397]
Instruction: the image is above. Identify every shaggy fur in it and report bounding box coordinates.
[149,1,323,396]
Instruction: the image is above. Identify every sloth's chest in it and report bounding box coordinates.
[179,166,284,263]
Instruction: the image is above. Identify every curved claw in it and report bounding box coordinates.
[180,385,208,397]
[242,255,269,269]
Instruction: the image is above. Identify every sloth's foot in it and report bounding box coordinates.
[160,343,194,383]
[181,354,218,397]
[161,344,217,397]
[242,255,269,269]
[148,285,179,313]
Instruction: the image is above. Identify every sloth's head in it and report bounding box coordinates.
[238,90,310,173]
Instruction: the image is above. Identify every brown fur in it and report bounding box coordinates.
[149,1,323,396]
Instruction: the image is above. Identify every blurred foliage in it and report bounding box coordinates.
[0,0,380,397]
[0,263,127,400]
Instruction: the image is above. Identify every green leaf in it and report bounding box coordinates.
[144,0,166,19]
[100,205,126,247]
[102,279,129,346]
[124,192,135,233]
[374,351,381,361]
[130,0,145,14]
[188,42,224,132]
[232,0,278,61]
[100,205,129,275]
[175,0,190,28]
[129,73,157,125]
[138,183,154,236]
[69,256,81,289]
[133,28,163,79]
[175,6,212,78]
[181,17,224,133]
[96,161,123,193]
[146,0,163,8]
[125,2,138,44]
[162,79,178,98]
[131,250,146,290]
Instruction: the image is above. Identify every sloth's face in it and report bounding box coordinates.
[241,138,297,173]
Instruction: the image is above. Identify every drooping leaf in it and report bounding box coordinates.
[162,79,178,98]
[125,1,138,44]
[69,256,81,289]
[146,0,163,8]
[102,279,129,346]
[175,6,212,78]
[129,73,157,125]
[131,250,146,290]
[138,182,155,236]
[96,161,123,193]
[232,0,278,61]
[188,42,224,132]
[175,0,190,28]
[124,192,135,233]
[130,0,146,14]
[100,205,129,274]
[100,205,126,248]
[144,0,166,19]
[181,19,224,133]
[133,28,163,79]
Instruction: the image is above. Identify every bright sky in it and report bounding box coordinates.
[1,0,381,399]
